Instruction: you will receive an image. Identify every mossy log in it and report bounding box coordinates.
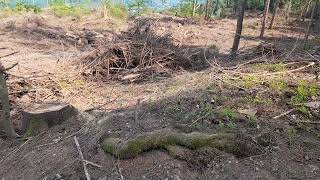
[101,129,263,159]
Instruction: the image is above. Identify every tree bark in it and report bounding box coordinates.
[268,0,279,29]
[231,0,246,55]
[303,0,311,22]
[192,0,197,17]
[285,0,292,21]
[260,0,271,38]
[304,0,319,46]
[0,73,18,138]
[204,0,210,20]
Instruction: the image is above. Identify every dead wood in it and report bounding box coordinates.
[101,128,264,159]
[74,136,91,180]
[79,18,192,81]
[0,52,19,59]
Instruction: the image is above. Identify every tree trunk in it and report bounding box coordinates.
[303,0,311,22]
[304,0,318,47]
[0,73,18,138]
[231,0,246,55]
[204,0,210,20]
[269,0,279,29]
[192,0,197,17]
[285,0,292,21]
[260,0,271,38]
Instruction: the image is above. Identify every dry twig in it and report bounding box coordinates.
[273,109,294,119]
[0,51,19,59]
[74,136,91,180]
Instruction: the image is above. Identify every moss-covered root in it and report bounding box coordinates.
[101,129,263,159]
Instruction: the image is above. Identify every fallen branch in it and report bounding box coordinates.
[273,109,294,119]
[101,129,263,159]
[74,136,91,180]
[226,62,315,77]
[4,62,18,71]
[0,51,19,59]
[294,121,320,124]
[82,159,102,168]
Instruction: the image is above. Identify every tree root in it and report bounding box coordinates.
[101,129,263,159]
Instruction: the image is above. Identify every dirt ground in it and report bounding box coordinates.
[0,11,320,179]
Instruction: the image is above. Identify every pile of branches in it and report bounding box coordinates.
[79,19,192,81]
[16,15,108,48]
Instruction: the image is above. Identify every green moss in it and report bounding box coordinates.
[101,130,260,159]
[25,118,48,137]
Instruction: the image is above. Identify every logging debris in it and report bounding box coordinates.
[79,19,194,81]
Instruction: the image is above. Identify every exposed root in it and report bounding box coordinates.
[101,129,263,159]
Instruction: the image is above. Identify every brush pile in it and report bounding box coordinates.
[79,18,192,81]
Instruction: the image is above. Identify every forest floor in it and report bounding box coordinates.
[0,11,320,179]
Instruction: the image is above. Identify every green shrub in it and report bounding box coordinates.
[50,5,89,18]
[0,0,10,8]
[15,2,41,13]
[100,0,128,19]
[128,0,148,16]
[291,80,318,104]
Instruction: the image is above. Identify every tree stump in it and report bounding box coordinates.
[22,103,76,136]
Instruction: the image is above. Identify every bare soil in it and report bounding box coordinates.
[0,11,319,179]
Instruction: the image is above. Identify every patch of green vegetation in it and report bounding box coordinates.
[269,78,287,92]
[109,4,128,19]
[242,75,260,89]
[296,105,309,115]
[287,126,297,138]
[238,95,273,106]
[265,63,286,72]
[251,63,286,73]
[290,80,318,104]
[218,122,237,129]
[25,118,48,137]
[15,2,41,13]
[164,95,217,125]
[127,0,149,16]
[101,0,128,19]
[247,115,257,127]
[222,107,237,120]
[166,3,193,17]
[49,0,89,18]
[226,122,237,129]
[0,8,17,18]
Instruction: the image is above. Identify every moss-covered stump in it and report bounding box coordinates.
[101,129,263,159]
[22,103,76,136]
